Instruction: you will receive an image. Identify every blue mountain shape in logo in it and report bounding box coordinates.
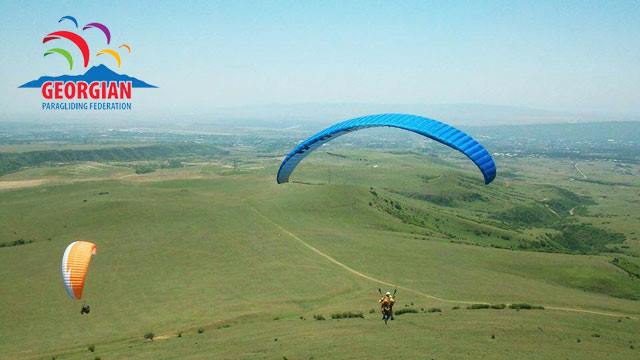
[19,64,157,88]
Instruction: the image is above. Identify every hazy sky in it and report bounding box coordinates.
[1,0,638,120]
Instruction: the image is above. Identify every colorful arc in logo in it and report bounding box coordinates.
[20,15,156,111]
[43,16,129,70]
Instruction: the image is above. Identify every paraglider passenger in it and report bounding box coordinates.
[379,291,396,321]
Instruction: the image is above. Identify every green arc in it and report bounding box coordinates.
[44,48,73,70]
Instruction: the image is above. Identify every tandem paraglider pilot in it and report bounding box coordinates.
[379,290,396,325]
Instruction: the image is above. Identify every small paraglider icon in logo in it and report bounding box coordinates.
[20,15,156,90]
[61,241,97,314]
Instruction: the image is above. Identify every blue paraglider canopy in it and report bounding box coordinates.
[58,16,79,28]
[277,113,496,184]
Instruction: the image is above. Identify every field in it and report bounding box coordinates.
[1,125,639,359]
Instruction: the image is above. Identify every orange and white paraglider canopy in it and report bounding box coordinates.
[61,241,97,300]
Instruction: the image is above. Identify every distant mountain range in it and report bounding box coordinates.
[19,65,156,88]
[199,103,640,128]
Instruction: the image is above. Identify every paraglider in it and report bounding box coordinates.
[119,43,131,53]
[82,22,111,44]
[61,241,97,314]
[42,31,90,68]
[378,289,397,325]
[44,48,73,70]
[277,113,496,185]
[58,15,78,28]
[96,49,121,67]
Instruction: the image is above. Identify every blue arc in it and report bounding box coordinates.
[277,113,496,185]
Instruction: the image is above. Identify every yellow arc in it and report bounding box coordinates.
[96,49,121,68]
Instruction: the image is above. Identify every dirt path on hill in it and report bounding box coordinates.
[0,179,49,190]
[249,206,637,320]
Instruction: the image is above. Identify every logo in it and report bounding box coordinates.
[19,15,156,111]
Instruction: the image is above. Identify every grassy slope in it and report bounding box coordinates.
[0,154,639,359]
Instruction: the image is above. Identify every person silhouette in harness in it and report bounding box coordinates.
[379,291,396,324]
[80,304,90,315]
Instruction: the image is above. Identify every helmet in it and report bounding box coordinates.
[385,291,391,296]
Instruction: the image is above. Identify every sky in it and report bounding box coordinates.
[0,0,638,122]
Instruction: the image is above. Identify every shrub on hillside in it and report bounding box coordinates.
[509,303,544,310]
[331,311,364,319]
[313,314,326,320]
[550,224,625,253]
[493,205,556,228]
[144,332,154,341]
[134,165,156,174]
[611,257,640,279]
[467,304,490,310]
[88,345,95,352]
[0,239,34,248]
[394,308,419,316]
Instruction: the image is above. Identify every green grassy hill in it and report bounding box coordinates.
[0,152,639,359]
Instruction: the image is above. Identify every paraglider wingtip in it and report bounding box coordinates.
[485,173,497,185]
